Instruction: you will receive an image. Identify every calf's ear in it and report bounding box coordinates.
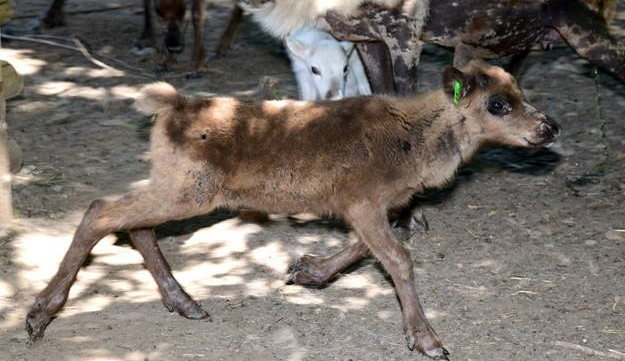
[443,67,475,104]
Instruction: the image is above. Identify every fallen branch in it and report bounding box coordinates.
[1,33,155,79]
[2,33,77,51]
[72,38,122,73]
[553,341,625,360]
[13,4,137,20]
[2,33,215,80]
[510,290,539,296]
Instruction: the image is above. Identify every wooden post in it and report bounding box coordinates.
[0,57,11,225]
[0,16,24,227]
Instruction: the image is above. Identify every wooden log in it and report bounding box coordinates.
[0,58,24,226]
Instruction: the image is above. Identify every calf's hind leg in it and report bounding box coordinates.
[129,229,209,319]
[287,240,370,287]
[288,208,429,287]
[26,190,214,341]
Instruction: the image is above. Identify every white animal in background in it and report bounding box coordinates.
[285,27,372,100]
[238,0,426,39]
[238,0,430,95]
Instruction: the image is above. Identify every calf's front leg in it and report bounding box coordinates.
[345,203,448,360]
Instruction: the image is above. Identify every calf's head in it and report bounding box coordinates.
[446,45,560,148]
[154,0,186,53]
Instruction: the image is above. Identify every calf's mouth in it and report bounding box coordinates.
[525,118,561,147]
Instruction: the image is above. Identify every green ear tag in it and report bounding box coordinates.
[453,80,462,105]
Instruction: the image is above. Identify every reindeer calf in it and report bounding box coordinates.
[26,48,559,359]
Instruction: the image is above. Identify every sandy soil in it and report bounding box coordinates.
[1,1,624,360]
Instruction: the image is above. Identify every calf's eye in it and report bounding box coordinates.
[311,66,321,75]
[487,96,511,116]
[343,65,348,74]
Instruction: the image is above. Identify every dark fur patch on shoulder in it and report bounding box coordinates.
[165,98,214,148]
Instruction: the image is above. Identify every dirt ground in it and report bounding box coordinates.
[1,1,625,360]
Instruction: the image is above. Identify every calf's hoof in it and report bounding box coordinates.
[286,255,331,287]
[25,298,54,341]
[392,208,430,235]
[162,294,209,320]
[405,328,449,360]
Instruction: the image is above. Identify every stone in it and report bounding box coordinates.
[605,230,624,242]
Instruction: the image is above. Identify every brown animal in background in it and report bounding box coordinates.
[42,0,209,70]
[25,46,559,359]
[219,0,622,93]
[326,0,625,93]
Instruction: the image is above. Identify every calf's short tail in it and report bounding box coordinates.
[135,82,182,115]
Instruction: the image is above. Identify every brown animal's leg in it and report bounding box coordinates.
[135,0,156,50]
[287,241,370,287]
[389,45,421,95]
[506,49,531,76]
[214,5,243,58]
[356,42,396,94]
[192,0,206,71]
[25,191,213,341]
[548,0,625,83]
[325,12,395,94]
[42,0,66,27]
[380,18,424,95]
[129,229,209,319]
[326,7,425,94]
[346,203,448,360]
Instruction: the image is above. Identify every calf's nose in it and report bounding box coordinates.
[541,116,561,139]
